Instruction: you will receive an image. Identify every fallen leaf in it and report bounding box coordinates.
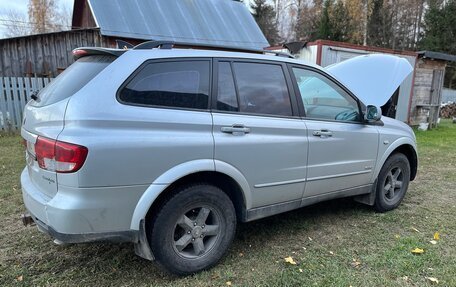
[351,259,361,268]
[430,240,437,245]
[239,252,244,257]
[434,232,440,241]
[329,251,334,255]
[284,256,297,265]
[411,227,420,233]
[16,276,23,282]
[226,281,232,286]
[425,277,439,284]
[395,234,401,239]
[411,248,425,254]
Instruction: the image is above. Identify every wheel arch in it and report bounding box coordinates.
[130,160,251,231]
[374,138,418,182]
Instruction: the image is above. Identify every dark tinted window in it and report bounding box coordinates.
[217,62,238,111]
[233,62,292,116]
[119,61,210,109]
[33,55,115,107]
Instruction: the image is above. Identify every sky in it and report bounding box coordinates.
[0,0,74,38]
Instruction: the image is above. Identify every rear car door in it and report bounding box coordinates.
[211,59,308,209]
[289,66,379,198]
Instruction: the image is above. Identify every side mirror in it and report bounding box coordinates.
[365,105,382,122]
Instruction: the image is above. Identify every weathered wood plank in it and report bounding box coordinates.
[3,78,15,130]
[17,77,27,117]
[0,77,54,130]
[0,78,8,130]
[0,30,107,77]
[24,77,32,102]
[10,77,22,129]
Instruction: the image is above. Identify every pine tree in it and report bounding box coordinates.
[330,1,352,41]
[251,0,281,45]
[366,0,393,48]
[317,0,332,40]
[420,0,456,88]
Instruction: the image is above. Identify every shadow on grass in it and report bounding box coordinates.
[18,198,373,284]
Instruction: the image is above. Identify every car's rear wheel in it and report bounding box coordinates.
[149,184,236,275]
[374,153,410,212]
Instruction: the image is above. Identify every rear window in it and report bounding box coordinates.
[118,60,210,110]
[32,55,115,107]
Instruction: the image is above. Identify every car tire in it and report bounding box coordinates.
[149,184,236,276]
[374,153,411,212]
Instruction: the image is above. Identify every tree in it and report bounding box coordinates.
[0,9,31,38]
[330,0,352,41]
[420,0,456,88]
[295,0,322,41]
[315,0,352,41]
[317,0,332,39]
[28,0,63,34]
[251,0,281,45]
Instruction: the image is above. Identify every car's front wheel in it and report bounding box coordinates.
[149,184,236,275]
[374,153,411,212]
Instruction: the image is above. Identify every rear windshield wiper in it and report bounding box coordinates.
[30,90,40,102]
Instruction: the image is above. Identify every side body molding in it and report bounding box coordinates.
[130,160,251,230]
[372,137,417,182]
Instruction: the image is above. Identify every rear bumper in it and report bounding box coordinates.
[30,213,137,243]
[21,168,147,243]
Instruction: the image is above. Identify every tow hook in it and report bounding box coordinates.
[21,213,35,226]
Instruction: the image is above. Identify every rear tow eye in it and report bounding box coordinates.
[21,213,35,226]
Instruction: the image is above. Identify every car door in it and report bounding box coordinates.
[211,59,308,209]
[289,66,379,198]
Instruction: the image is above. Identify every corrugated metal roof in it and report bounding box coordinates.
[417,51,456,62]
[88,0,269,50]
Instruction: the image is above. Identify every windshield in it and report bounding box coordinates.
[32,55,116,107]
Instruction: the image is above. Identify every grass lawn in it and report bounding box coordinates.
[0,121,455,287]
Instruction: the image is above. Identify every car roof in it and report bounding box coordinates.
[120,48,323,70]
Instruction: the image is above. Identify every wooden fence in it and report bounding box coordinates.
[0,77,53,131]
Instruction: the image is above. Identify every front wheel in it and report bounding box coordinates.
[149,184,236,275]
[374,153,411,212]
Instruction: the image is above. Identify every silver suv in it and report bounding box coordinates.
[20,42,418,275]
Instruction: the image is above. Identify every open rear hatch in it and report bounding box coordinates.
[325,54,414,107]
[22,51,118,198]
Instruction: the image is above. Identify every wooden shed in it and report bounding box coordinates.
[410,51,456,128]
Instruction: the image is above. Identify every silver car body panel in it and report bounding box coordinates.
[303,120,379,197]
[20,49,418,249]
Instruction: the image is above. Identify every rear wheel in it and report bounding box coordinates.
[149,184,236,275]
[374,153,410,212]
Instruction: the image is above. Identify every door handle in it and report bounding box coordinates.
[221,124,250,135]
[312,129,333,137]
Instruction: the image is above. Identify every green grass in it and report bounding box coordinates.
[1,121,455,287]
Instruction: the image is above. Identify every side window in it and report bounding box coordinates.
[217,62,239,112]
[119,61,210,109]
[232,62,292,116]
[292,68,360,122]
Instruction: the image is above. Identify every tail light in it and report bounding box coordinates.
[35,136,88,173]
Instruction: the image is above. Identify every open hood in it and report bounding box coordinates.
[325,54,414,107]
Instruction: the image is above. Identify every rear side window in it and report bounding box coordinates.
[216,62,238,112]
[119,61,210,110]
[232,62,292,116]
[33,55,115,107]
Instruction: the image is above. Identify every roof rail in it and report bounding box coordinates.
[131,40,294,58]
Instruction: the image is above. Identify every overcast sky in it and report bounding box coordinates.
[0,0,74,38]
